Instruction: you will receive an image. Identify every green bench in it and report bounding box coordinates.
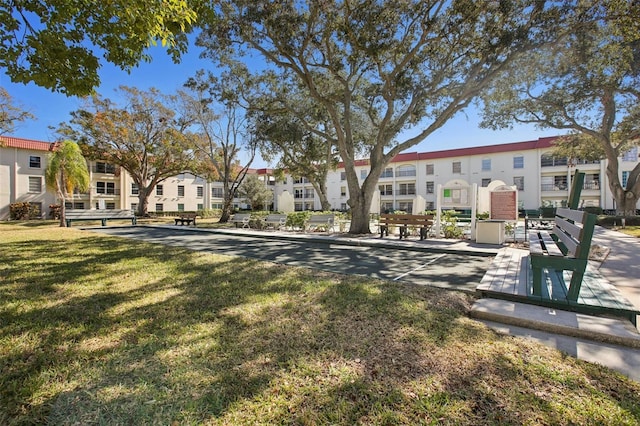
[65,209,137,227]
[529,207,596,302]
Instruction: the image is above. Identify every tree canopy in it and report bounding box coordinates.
[63,86,196,216]
[1,0,198,95]
[181,70,257,222]
[198,0,569,233]
[480,1,640,215]
[0,87,34,135]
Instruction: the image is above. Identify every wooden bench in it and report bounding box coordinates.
[262,214,287,231]
[231,213,252,228]
[306,214,335,233]
[65,209,137,227]
[174,213,197,226]
[529,207,596,301]
[378,214,433,240]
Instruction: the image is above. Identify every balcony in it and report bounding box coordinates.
[541,184,567,192]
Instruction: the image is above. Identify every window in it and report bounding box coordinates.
[360,169,368,179]
[29,156,41,168]
[105,202,115,210]
[381,202,394,213]
[426,181,434,194]
[514,176,525,191]
[95,162,115,174]
[481,158,491,171]
[212,187,223,198]
[178,203,184,212]
[66,202,85,209]
[397,201,413,212]
[481,178,491,188]
[398,183,415,195]
[378,184,393,196]
[131,203,138,211]
[96,182,115,195]
[197,203,203,210]
[131,183,139,195]
[426,201,435,210]
[156,185,163,196]
[452,161,461,174]
[178,185,185,197]
[513,156,524,169]
[380,168,393,178]
[540,154,567,167]
[622,147,638,162]
[396,165,416,177]
[622,171,629,188]
[28,177,42,192]
[155,203,164,212]
[340,172,346,181]
[304,188,314,198]
[426,164,434,175]
[294,189,304,199]
[341,186,347,197]
[197,186,203,198]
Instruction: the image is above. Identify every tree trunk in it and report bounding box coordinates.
[137,187,151,216]
[347,187,374,234]
[219,198,234,223]
[59,194,66,227]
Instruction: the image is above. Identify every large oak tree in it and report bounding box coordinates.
[63,86,195,216]
[480,2,640,216]
[198,0,569,233]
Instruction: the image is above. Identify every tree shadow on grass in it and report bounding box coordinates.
[2,232,640,425]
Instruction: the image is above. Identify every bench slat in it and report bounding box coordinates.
[556,207,585,223]
[539,231,564,257]
[552,225,580,258]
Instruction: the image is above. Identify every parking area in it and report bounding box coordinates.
[89,226,494,292]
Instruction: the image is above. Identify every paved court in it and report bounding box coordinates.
[89,226,494,292]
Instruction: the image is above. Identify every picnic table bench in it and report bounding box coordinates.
[232,213,252,228]
[65,209,137,227]
[529,207,596,301]
[379,214,433,240]
[174,213,197,226]
[262,214,287,231]
[306,214,335,233]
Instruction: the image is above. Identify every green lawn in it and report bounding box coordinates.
[1,221,639,425]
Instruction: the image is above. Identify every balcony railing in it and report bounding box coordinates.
[541,184,567,191]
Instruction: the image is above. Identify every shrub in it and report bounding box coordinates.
[49,204,61,219]
[9,202,40,220]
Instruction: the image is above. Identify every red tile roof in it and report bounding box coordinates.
[0,136,57,151]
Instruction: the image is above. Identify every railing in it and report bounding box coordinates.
[94,188,121,196]
[541,184,567,191]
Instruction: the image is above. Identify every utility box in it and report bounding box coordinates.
[476,220,505,245]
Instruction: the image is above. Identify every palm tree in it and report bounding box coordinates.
[45,140,90,226]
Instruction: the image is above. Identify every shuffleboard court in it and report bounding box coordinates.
[88,226,493,292]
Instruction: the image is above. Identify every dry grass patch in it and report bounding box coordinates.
[1,221,639,425]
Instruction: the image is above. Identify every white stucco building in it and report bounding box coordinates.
[1,135,638,220]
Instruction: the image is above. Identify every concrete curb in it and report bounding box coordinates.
[151,224,500,257]
[470,298,640,349]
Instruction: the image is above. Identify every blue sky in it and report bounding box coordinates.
[1,40,558,168]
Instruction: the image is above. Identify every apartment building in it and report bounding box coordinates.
[273,136,639,214]
[2,135,639,220]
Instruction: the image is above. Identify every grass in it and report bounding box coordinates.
[1,221,640,425]
[618,226,640,238]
